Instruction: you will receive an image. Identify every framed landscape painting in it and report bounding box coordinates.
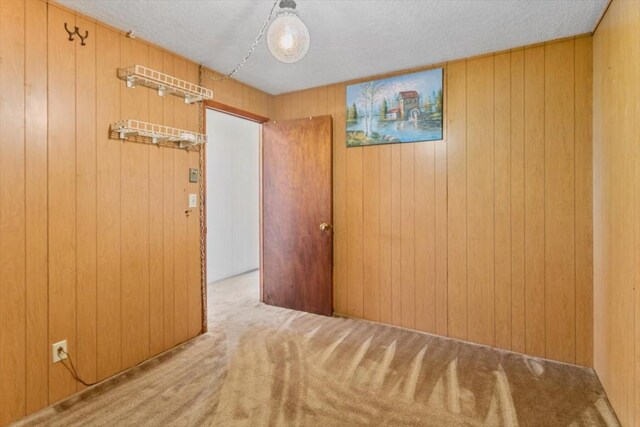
[346,68,443,147]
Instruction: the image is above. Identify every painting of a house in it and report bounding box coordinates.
[386,108,400,120]
[397,91,420,119]
[346,68,443,147]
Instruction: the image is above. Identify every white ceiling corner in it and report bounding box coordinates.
[56,0,607,95]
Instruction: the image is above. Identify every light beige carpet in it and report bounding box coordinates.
[14,271,619,426]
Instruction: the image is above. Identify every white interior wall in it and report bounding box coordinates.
[206,109,260,283]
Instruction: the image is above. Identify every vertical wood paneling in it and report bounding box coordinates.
[333,85,348,315]
[414,141,436,333]
[363,147,380,321]
[0,0,26,422]
[510,49,526,353]
[379,145,393,325]
[636,3,640,406]
[214,71,232,106]
[302,88,319,117]
[2,9,598,420]
[446,60,468,340]
[250,85,259,112]
[0,4,599,420]
[120,37,150,369]
[162,52,176,350]
[318,88,328,116]
[494,52,511,350]
[148,47,165,356]
[400,143,415,329]
[390,144,402,326]
[271,36,593,369]
[1,2,271,422]
[523,45,546,358]
[173,58,189,344]
[324,86,335,315]
[596,4,635,419]
[48,5,77,402]
[188,149,202,337]
[281,93,291,118]
[187,62,202,338]
[241,84,251,112]
[574,36,593,368]
[299,89,309,114]
[260,88,270,116]
[544,39,575,364]
[200,69,268,118]
[273,95,284,122]
[292,91,303,117]
[636,44,640,426]
[466,56,495,346]
[322,85,342,313]
[283,93,293,120]
[96,23,122,381]
[593,20,608,416]
[231,80,243,107]
[434,118,448,336]
[75,15,97,388]
[346,146,364,318]
[24,0,48,413]
[593,1,638,424]
[613,13,636,421]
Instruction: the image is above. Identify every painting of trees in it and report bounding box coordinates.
[423,94,432,113]
[357,80,385,136]
[347,102,358,122]
[345,67,443,147]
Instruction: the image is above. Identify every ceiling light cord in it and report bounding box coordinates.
[203,0,280,82]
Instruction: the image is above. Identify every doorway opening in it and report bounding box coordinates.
[203,104,333,324]
[205,105,264,313]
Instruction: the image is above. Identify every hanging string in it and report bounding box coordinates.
[202,0,280,82]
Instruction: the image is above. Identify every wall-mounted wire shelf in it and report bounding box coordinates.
[111,119,207,148]
[118,65,213,104]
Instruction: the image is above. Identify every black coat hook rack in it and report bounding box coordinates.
[64,22,89,46]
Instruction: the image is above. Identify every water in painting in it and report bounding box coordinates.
[346,68,443,147]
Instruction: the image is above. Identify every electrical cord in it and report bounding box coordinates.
[57,347,99,387]
[202,0,280,82]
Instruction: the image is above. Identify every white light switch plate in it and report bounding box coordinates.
[188,194,197,208]
[52,340,68,363]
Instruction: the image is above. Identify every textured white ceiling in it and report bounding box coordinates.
[57,0,607,94]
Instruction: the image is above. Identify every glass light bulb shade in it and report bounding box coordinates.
[267,9,310,64]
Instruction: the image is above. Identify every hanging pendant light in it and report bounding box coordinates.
[267,0,310,64]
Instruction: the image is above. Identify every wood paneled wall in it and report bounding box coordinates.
[0,1,270,424]
[593,1,640,425]
[271,35,593,367]
[200,71,271,118]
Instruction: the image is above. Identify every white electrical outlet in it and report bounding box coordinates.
[52,340,68,363]
[189,193,197,208]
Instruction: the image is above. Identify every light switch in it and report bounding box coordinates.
[189,193,198,208]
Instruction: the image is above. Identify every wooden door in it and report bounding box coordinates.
[262,116,333,316]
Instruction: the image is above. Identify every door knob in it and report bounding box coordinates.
[319,223,333,231]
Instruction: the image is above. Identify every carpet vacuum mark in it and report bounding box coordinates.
[13,272,619,426]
